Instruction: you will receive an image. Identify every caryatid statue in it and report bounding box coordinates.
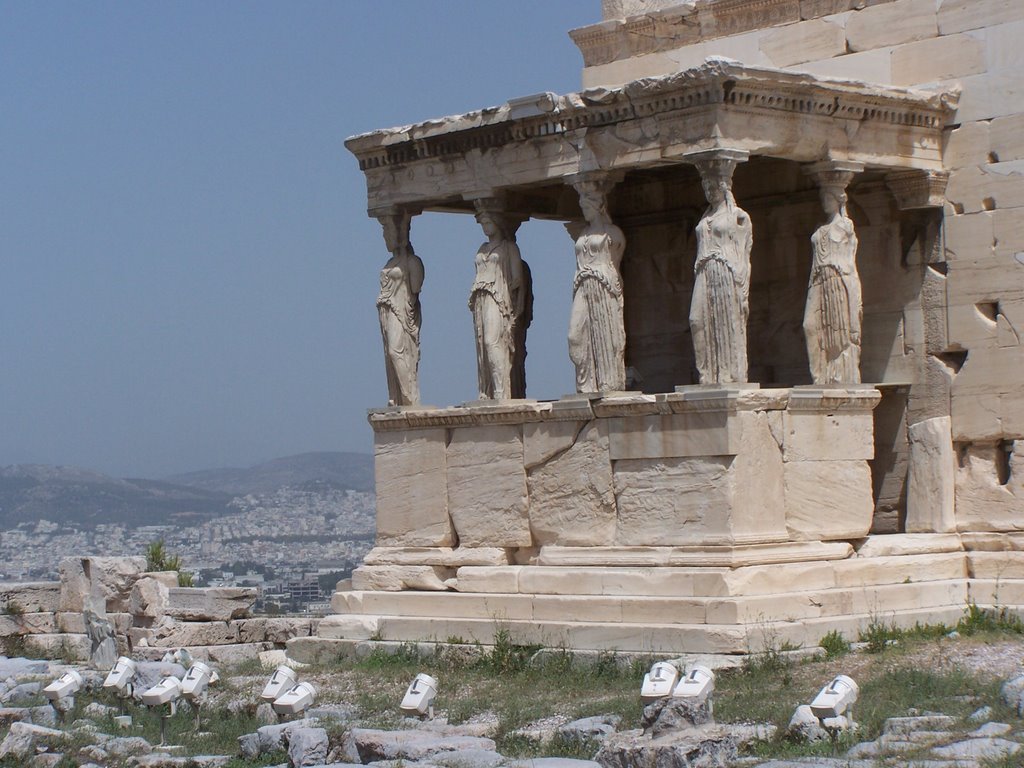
[375,209,424,406]
[803,161,864,385]
[687,149,753,384]
[567,175,626,393]
[469,199,531,400]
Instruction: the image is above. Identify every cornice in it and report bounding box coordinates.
[345,60,956,174]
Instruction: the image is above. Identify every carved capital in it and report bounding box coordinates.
[886,169,950,210]
[684,148,749,183]
[804,160,864,193]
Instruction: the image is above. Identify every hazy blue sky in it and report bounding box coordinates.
[1,2,598,477]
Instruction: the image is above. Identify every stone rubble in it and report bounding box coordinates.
[0,654,1018,768]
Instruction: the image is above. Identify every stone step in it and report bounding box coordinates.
[332,578,971,625]
[310,601,976,655]
[446,552,970,598]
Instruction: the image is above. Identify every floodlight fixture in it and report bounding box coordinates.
[640,661,679,704]
[400,673,438,718]
[102,656,138,694]
[261,665,298,703]
[43,669,83,702]
[810,674,858,720]
[141,675,184,746]
[672,664,715,700]
[272,681,317,716]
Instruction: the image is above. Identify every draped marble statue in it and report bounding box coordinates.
[469,203,530,399]
[376,211,424,406]
[689,151,753,384]
[804,163,863,384]
[567,177,626,393]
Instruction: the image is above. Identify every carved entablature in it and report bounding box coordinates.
[345,60,957,214]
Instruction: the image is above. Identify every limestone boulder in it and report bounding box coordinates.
[58,557,147,612]
[129,573,177,623]
[286,727,329,768]
[345,728,497,763]
[166,587,255,621]
[0,722,64,760]
[0,583,59,614]
[596,724,738,768]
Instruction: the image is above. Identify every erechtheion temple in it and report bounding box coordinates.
[308,0,1024,660]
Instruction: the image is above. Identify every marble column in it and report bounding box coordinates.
[566,173,627,393]
[375,208,424,407]
[468,197,532,400]
[685,149,752,385]
[803,161,864,385]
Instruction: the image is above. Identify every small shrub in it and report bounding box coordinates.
[819,630,850,660]
[958,603,1024,636]
[859,619,901,653]
[2,600,25,617]
[478,629,539,675]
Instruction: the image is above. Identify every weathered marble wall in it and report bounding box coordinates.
[576,0,1024,535]
[370,388,879,557]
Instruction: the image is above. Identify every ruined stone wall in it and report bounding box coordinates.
[576,0,1024,534]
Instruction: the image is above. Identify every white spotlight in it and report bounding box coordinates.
[272,681,317,716]
[672,664,715,700]
[400,673,438,718]
[140,675,183,707]
[261,665,298,703]
[43,669,83,702]
[181,661,217,702]
[640,661,679,704]
[102,656,137,694]
[810,674,858,720]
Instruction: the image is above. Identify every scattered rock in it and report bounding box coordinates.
[932,737,1022,760]
[256,701,278,725]
[557,714,621,743]
[347,728,497,763]
[3,681,41,704]
[0,721,64,759]
[1001,674,1024,715]
[784,705,828,743]
[431,748,507,768]
[104,736,152,756]
[596,724,739,768]
[968,721,1012,738]
[969,705,994,722]
[287,726,329,767]
[643,697,712,737]
[84,702,119,719]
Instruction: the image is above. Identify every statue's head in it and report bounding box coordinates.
[475,210,505,240]
[820,185,848,216]
[577,181,607,223]
[379,211,411,253]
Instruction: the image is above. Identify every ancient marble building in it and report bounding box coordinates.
[294,0,1024,661]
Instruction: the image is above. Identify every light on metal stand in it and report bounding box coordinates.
[400,673,438,720]
[141,675,183,746]
[43,669,83,725]
[181,661,217,731]
[102,656,138,719]
[810,675,858,753]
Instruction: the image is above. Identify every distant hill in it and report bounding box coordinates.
[0,465,232,529]
[165,451,374,495]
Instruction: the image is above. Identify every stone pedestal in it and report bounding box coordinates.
[291,387,964,659]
